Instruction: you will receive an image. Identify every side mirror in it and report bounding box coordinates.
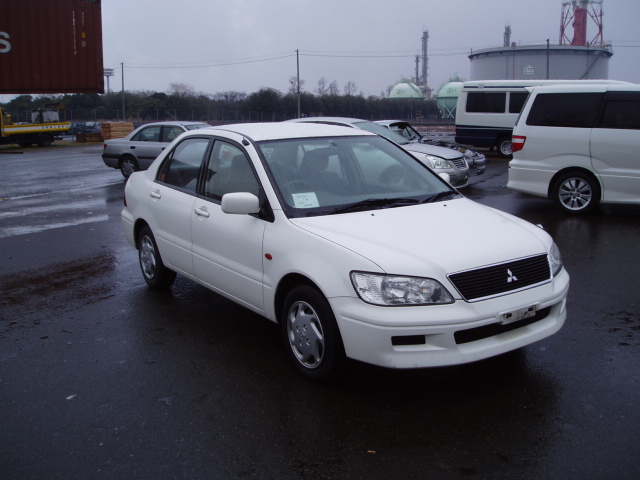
[438,172,451,183]
[221,192,260,215]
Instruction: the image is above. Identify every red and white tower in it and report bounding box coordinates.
[560,0,604,46]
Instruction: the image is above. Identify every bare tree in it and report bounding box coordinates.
[328,80,339,96]
[344,81,357,96]
[168,82,196,98]
[288,76,305,96]
[316,77,327,96]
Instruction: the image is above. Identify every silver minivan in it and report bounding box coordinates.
[507,83,640,213]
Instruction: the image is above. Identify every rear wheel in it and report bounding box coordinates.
[138,226,176,289]
[281,285,345,380]
[37,133,53,147]
[120,155,139,179]
[497,136,512,157]
[552,171,600,214]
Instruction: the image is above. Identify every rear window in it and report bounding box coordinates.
[466,92,506,113]
[509,92,529,113]
[598,92,640,130]
[526,92,603,128]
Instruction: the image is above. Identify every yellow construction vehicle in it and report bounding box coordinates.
[1,104,71,147]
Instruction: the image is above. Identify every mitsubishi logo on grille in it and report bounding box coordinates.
[507,269,518,283]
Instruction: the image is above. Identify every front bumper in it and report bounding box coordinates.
[331,268,569,369]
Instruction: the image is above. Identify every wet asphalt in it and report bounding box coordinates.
[0,143,638,480]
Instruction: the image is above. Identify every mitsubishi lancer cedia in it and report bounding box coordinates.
[121,122,569,379]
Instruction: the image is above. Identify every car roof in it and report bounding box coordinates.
[527,83,640,94]
[140,121,209,127]
[285,117,368,126]
[203,122,376,142]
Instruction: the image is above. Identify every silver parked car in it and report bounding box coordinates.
[102,121,210,178]
[285,117,471,188]
[375,120,486,174]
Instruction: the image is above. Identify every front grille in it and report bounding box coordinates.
[450,156,468,169]
[448,254,551,301]
[454,307,551,344]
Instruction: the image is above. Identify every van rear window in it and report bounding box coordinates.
[466,92,506,113]
[526,93,603,128]
[599,92,640,130]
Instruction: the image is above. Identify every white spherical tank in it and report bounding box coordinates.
[435,82,462,119]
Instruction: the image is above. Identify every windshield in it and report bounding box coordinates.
[185,123,211,130]
[352,121,411,145]
[258,135,458,218]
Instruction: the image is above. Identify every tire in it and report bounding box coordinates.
[497,136,512,157]
[552,171,600,214]
[138,226,177,289]
[281,285,345,380]
[37,133,53,147]
[120,155,139,179]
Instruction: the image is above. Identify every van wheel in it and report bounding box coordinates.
[553,171,600,214]
[281,285,345,380]
[497,137,512,157]
[138,226,177,289]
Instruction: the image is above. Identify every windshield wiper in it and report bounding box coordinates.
[421,191,459,203]
[330,197,419,215]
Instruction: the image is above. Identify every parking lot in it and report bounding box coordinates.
[1,143,639,480]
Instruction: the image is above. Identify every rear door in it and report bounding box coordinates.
[591,91,640,203]
[130,125,164,169]
[148,136,211,276]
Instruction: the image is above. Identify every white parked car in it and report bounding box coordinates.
[121,122,569,379]
[374,119,486,174]
[286,117,472,188]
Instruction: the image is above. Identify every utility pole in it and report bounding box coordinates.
[296,49,301,118]
[121,62,125,121]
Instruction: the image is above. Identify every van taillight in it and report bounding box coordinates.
[512,135,526,153]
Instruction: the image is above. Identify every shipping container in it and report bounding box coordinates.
[0,0,104,94]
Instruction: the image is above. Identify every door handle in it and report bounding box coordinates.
[194,206,210,218]
[150,190,161,199]
[130,146,136,149]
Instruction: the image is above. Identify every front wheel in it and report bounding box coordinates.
[138,226,177,289]
[281,285,345,380]
[497,136,512,157]
[552,171,600,214]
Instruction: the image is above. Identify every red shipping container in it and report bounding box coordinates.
[0,0,104,94]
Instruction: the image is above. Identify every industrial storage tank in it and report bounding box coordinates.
[389,82,425,99]
[468,43,612,81]
[435,82,462,119]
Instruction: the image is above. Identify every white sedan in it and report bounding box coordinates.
[121,122,569,379]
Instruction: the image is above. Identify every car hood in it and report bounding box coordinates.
[401,142,464,160]
[290,198,549,278]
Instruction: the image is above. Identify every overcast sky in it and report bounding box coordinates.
[97,0,640,97]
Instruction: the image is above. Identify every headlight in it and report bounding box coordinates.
[350,272,454,306]
[549,242,563,277]
[425,155,452,170]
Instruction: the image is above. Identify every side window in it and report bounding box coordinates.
[131,125,161,142]
[466,92,506,113]
[527,93,604,128]
[157,137,210,192]
[598,92,640,130]
[162,126,185,142]
[204,141,260,200]
[509,92,529,113]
